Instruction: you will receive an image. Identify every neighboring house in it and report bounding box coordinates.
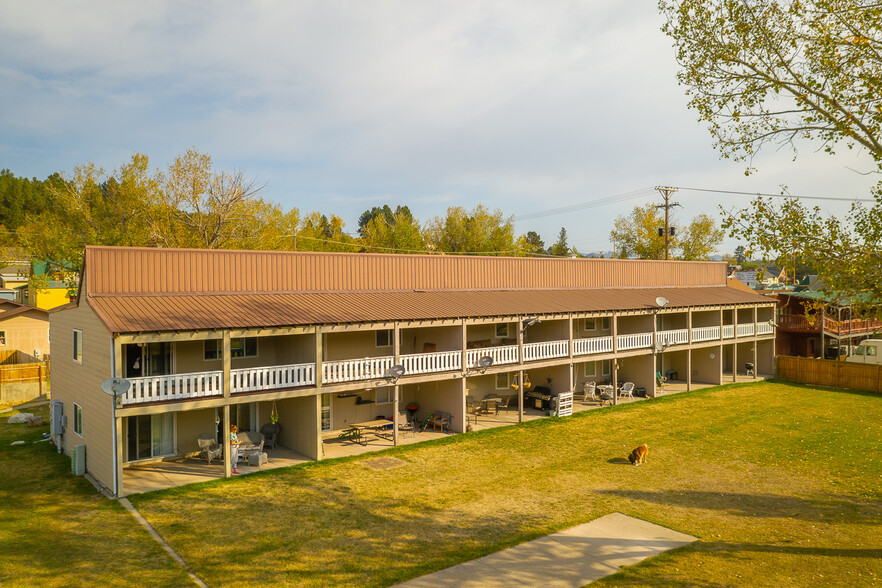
[0,301,50,358]
[50,246,777,497]
[732,271,762,289]
[0,264,29,290]
[14,260,78,310]
[772,291,881,358]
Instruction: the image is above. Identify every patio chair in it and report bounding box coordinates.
[466,396,482,424]
[582,381,597,404]
[656,371,669,389]
[619,381,635,399]
[496,395,513,414]
[397,411,415,438]
[197,434,222,465]
[260,422,281,450]
[431,411,452,432]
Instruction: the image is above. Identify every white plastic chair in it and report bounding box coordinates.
[582,381,597,404]
[619,381,635,399]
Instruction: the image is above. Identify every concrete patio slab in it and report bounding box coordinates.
[395,512,697,587]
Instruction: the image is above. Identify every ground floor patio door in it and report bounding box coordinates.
[126,413,175,462]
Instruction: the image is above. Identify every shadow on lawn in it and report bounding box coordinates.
[697,542,882,559]
[596,489,881,525]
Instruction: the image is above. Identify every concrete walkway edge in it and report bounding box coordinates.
[119,497,209,588]
[394,512,698,587]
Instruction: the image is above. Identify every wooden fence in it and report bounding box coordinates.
[777,355,882,393]
[0,350,49,404]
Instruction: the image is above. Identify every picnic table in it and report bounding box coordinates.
[342,419,393,445]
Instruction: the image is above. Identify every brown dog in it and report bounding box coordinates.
[628,444,648,466]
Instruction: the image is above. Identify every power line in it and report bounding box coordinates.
[513,187,657,221]
[677,186,876,202]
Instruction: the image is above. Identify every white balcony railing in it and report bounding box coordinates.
[123,370,222,405]
[523,340,569,362]
[573,336,613,356]
[616,332,653,351]
[736,324,755,337]
[322,356,394,384]
[400,350,461,376]
[656,329,689,346]
[467,345,519,368]
[756,322,774,335]
[231,363,315,393]
[691,326,720,342]
[722,325,735,339]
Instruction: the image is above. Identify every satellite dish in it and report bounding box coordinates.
[655,296,669,308]
[101,377,131,397]
[385,365,406,380]
[654,341,665,353]
[477,356,494,369]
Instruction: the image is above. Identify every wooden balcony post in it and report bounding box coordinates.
[567,314,574,394]
[753,306,758,379]
[393,323,400,446]
[687,310,692,391]
[223,331,231,477]
[517,316,524,423]
[314,325,324,460]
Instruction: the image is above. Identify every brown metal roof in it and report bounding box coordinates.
[74,246,770,334]
[82,246,727,295]
[87,286,767,333]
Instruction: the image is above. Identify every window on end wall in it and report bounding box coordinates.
[204,337,258,360]
[73,329,83,363]
[73,403,83,436]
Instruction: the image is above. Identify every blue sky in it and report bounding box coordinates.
[1,1,877,254]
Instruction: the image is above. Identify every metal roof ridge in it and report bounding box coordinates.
[87,284,730,298]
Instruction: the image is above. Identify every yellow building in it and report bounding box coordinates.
[16,281,73,310]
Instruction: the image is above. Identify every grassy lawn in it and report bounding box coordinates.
[0,403,191,587]
[127,381,882,587]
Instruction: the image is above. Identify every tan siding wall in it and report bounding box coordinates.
[176,338,278,373]
[691,346,723,385]
[175,408,216,456]
[323,331,392,361]
[276,395,319,458]
[400,325,461,354]
[692,310,721,328]
[574,318,612,339]
[0,312,50,356]
[524,319,569,342]
[86,247,727,295]
[49,298,114,489]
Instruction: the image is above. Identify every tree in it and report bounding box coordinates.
[678,214,725,261]
[659,0,882,170]
[610,204,724,260]
[610,204,668,260]
[734,245,747,265]
[360,209,426,253]
[548,227,571,257]
[424,205,517,255]
[661,0,882,312]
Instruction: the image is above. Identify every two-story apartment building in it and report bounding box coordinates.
[50,246,776,497]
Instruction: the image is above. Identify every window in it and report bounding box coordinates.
[73,329,83,364]
[495,323,509,338]
[601,317,611,330]
[584,362,596,377]
[584,319,596,331]
[601,360,611,376]
[376,329,393,347]
[867,346,878,357]
[495,373,509,389]
[0,331,6,346]
[375,388,393,404]
[204,337,257,360]
[73,403,83,437]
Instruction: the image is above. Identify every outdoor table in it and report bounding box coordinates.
[345,419,394,445]
[481,397,502,414]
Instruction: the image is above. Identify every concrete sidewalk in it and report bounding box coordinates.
[395,513,697,587]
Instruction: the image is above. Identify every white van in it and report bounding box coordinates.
[845,339,882,364]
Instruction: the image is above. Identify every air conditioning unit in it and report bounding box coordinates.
[71,444,86,476]
[33,349,41,358]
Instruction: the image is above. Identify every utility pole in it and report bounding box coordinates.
[655,186,680,260]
